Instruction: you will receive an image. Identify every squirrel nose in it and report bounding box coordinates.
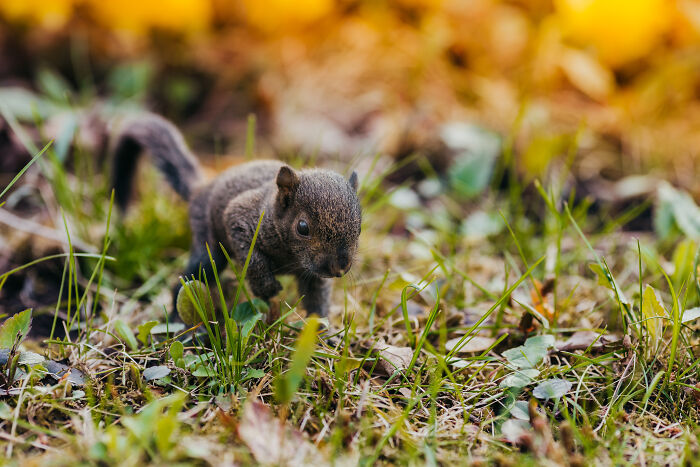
[338,256,351,274]
[328,262,343,277]
[337,251,351,272]
[322,259,346,278]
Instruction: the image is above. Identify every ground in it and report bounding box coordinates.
[2,124,700,466]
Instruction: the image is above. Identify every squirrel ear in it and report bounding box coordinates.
[348,171,358,192]
[276,165,299,208]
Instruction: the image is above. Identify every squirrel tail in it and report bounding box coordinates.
[111,113,203,210]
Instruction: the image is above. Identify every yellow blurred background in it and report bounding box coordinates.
[3,0,696,65]
[1,0,700,185]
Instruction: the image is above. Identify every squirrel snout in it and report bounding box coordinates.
[320,255,352,278]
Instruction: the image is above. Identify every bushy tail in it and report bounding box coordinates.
[111,113,203,210]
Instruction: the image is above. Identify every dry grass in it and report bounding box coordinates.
[1,117,700,467]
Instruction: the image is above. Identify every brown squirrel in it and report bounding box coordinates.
[111,113,361,317]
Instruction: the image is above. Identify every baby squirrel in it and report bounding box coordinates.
[111,113,361,317]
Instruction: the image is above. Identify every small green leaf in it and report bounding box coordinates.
[107,60,154,100]
[533,378,572,400]
[672,239,698,289]
[0,309,32,348]
[0,402,12,419]
[242,368,265,382]
[442,123,501,199]
[589,263,612,289]
[275,317,319,404]
[510,401,530,421]
[170,341,184,361]
[182,354,201,368]
[233,301,263,338]
[448,152,497,199]
[524,335,555,350]
[192,364,216,378]
[642,285,666,347]
[589,263,630,305]
[137,320,159,346]
[37,68,72,103]
[656,182,700,240]
[502,336,554,369]
[114,319,139,351]
[500,368,540,388]
[502,346,540,369]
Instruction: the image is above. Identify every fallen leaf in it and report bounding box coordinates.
[559,47,614,100]
[143,366,171,381]
[533,378,572,400]
[238,400,327,466]
[555,331,605,352]
[17,351,45,365]
[376,341,414,375]
[43,361,86,386]
[150,323,186,335]
[445,335,496,354]
[682,307,700,323]
[530,279,555,323]
[501,418,532,445]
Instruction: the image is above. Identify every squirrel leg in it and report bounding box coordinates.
[297,276,331,317]
[244,253,283,300]
[225,208,282,301]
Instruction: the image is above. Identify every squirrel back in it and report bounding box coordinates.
[111,113,203,210]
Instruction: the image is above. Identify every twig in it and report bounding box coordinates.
[0,208,97,253]
[594,353,636,433]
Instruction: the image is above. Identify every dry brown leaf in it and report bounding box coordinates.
[559,47,614,101]
[555,331,620,352]
[530,279,555,323]
[237,400,327,466]
[445,335,496,354]
[376,340,414,375]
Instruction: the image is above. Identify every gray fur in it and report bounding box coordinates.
[112,115,362,317]
[111,113,203,209]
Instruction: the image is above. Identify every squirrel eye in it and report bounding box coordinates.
[296,219,310,236]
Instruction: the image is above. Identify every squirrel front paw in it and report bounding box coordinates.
[250,277,283,300]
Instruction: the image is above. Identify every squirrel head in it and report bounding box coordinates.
[275,166,361,278]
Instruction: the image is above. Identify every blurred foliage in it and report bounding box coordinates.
[3,0,699,80]
[0,0,210,34]
[2,0,700,187]
[2,0,698,60]
[556,0,674,67]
